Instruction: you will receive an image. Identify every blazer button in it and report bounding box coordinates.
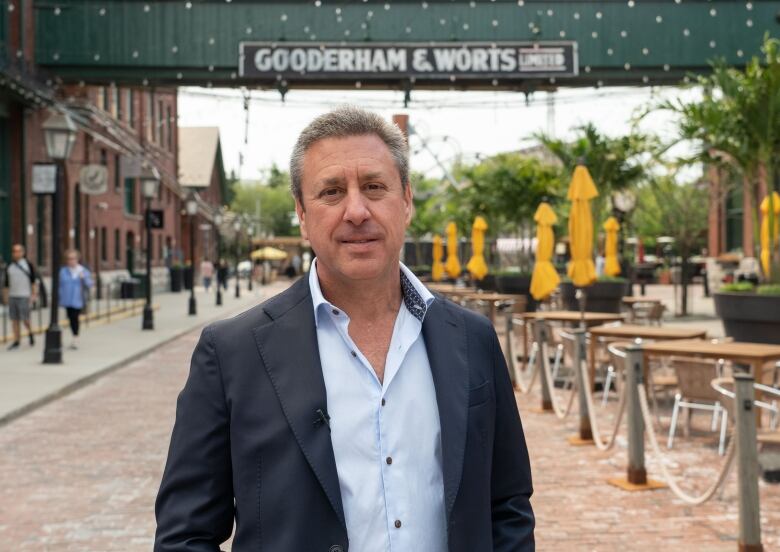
[329,546,344,552]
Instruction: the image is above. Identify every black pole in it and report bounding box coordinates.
[247,234,254,291]
[142,196,154,329]
[188,214,197,316]
[234,231,241,299]
[43,161,63,364]
[215,227,222,306]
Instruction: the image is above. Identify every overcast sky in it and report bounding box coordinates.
[177,85,699,183]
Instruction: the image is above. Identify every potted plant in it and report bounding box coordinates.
[559,276,630,314]
[169,263,184,292]
[715,283,780,344]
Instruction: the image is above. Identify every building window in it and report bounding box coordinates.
[167,106,173,151]
[126,89,134,127]
[102,86,110,111]
[145,92,153,142]
[115,154,121,192]
[124,178,136,214]
[157,100,164,144]
[113,86,121,120]
[114,228,120,261]
[100,149,108,166]
[101,227,108,262]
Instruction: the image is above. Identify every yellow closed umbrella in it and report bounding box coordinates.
[567,165,599,287]
[445,222,462,279]
[530,202,561,300]
[603,216,621,277]
[466,216,489,280]
[432,234,445,282]
[760,191,780,277]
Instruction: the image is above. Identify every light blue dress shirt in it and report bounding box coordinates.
[309,259,448,552]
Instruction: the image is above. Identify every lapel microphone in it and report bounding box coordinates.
[314,408,331,431]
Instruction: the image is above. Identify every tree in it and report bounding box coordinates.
[648,35,780,282]
[538,124,653,234]
[231,165,299,237]
[406,173,449,265]
[632,177,709,315]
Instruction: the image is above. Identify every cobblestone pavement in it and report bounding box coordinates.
[0,311,778,550]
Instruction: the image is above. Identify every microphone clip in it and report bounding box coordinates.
[314,408,331,431]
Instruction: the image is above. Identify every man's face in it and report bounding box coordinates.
[296,134,412,284]
[11,246,23,261]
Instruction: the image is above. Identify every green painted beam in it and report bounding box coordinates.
[32,0,780,88]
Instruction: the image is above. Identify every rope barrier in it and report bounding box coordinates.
[577,352,626,451]
[509,328,539,395]
[540,342,577,420]
[637,382,736,505]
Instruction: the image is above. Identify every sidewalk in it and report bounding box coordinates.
[0,278,290,425]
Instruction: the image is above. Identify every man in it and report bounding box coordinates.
[155,106,534,551]
[2,244,38,350]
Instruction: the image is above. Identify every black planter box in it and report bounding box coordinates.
[169,266,183,292]
[560,280,630,313]
[714,292,780,344]
[495,275,538,312]
[475,274,497,291]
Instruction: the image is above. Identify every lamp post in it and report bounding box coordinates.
[233,218,241,299]
[247,223,254,292]
[42,111,77,364]
[214,211,223,306]
[186,195,198,316]
[612,190,637,280]
[141,166,160,330]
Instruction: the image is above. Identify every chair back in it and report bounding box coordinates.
[670,357,720,403]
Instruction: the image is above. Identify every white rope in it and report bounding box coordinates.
[540,342,578,420]
[509,331,539,395]
[578,352,627,451]
[637,382,736,505]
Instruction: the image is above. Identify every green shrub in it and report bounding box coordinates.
[757,284,780,296]
[720,282,756,293]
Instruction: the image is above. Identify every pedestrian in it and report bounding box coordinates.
[2,244,38,350]
[200,258,214,292]
[217,258,228,290]
[291,252,302,275]
[155,106,534,551]
[59,249,93,350]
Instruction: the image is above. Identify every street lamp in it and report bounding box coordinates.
[214,211,223,306]
[42,110,77,364]
[612,190,637,278]
[186,194,198,316]
[233,218,241,299]
[140,166,160,330]
[247,223,254,291]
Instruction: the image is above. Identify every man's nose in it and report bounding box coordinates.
[342,188,371,225]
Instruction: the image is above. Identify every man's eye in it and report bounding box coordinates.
[321,188,342,197]
[366,183,384,191]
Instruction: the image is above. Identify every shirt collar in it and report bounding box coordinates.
[309,258,434,327]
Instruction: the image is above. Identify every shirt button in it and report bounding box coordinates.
[386,456,392,465]
[394,520,402,529]
[381,398,386,406]
[332,308,340,315]
[350,351,357,358]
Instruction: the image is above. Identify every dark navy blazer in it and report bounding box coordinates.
[154,276,534,551]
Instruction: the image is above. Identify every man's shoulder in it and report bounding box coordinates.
[207,277,310,338]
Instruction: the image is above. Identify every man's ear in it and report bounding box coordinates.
[295,198,308,240]
[403,181,413,226]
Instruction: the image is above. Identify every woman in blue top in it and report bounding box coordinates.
[59,249,93,350]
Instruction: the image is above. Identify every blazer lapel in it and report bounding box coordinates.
[252,278,346,531]
[423,298,469,522]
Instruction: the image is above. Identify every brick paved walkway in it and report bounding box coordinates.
[0,319,778,549]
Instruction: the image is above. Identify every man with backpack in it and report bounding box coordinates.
[2,244,38,350]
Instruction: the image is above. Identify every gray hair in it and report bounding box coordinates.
[289,105,409,204]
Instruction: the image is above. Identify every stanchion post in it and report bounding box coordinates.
[734,373,763,552]
[625,343,647,485]
[533,319,552,411]
[505,313,516,387]
[573,328,593,441]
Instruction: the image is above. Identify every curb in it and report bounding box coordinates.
[0,298,259,428]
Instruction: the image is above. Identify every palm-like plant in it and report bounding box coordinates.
[649,34,780,282]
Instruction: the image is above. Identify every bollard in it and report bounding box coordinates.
[572,328,593,442]
[734,373,763,552]
[504,313,516,387]
[533,319,552,411]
